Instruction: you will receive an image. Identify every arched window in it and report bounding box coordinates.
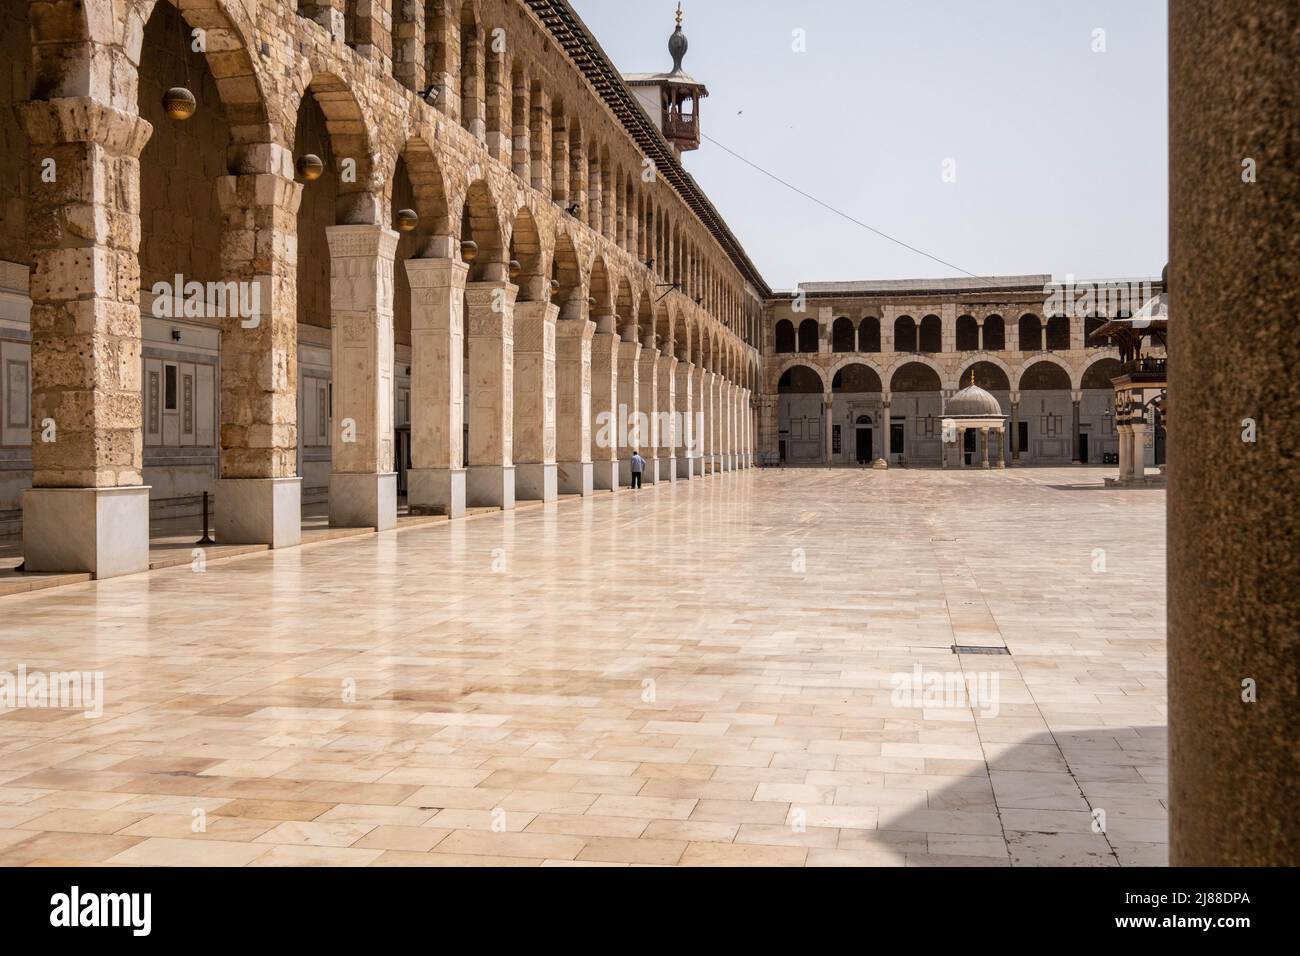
[858,316,880,352]
[832,316,855,352]
[983,314,1005,351]
[919,314,942,353]
[774,319,795,353]
[1084,315,1106,347]
[955,315,979,351]
[1018,314,1043,351]
[894,315,917,352]
[1046,314,1071,350]
[797,318,819,352]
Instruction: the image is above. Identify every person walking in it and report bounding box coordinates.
[630,450,646,489]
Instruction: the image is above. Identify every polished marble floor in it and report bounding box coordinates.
[0,467,1167,866]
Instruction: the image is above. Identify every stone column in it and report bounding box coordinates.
[980,427,990,469]
[213,162,303,549]
[1010,390,1021,464]
[637,347,661,483]
[555,317,595,496]
[957,427,967,467]
[512,299,558,502]
[698,370,712,476]
[1169,0,1300,866]
[326,224,399,530]
[465,280,517,509]
[1130,420,1149,480]
[997,427,1007,469]
[823,391,833,467]
[615,339,641,487]
[676,362,696,479]
[590,326,620,491]
[1071,391,1082,464]
[406,256,468,517]
[18,98,152,578]
[657,354,678,481]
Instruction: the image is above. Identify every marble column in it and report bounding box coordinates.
[590,327,621,491]
[555,317,596,496]
[698,370,712,476]
[823,391,833,468]
[657,354,678,481]
[212,165,303,549]
[18,99,153,578]
[637,347,661,483]
[980,427,990,469]
[676,362,696,479]
[465,279,517,509]
[406,257,468,517]
[1169,0,1299,865]
[512,299,558,502]
[1071,392,1082,464]
[997,428,1007,469]
[881,397,892,462]
[326,224,399,531]
[1010,391,1021,464]
[615,339,641,486]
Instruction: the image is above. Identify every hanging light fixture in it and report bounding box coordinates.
[396,208,419,232]
[296,154,324,181]
[163,12,196,120]
[509,259,522,280]
[460,240,479,262]
[549,278,560,294]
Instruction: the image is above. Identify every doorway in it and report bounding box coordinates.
[963,428,976,466]
[1079,432,1089,464]
[889,421,905,460]
[855,427,872,462]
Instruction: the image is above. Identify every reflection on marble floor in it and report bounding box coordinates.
[0,468,1167,866]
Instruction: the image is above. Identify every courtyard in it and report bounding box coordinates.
[0,468,1167,867]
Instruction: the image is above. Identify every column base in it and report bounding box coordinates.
[22,485,151,579]
[662,457,678,481]
[216,477,301,548]
[646,458,662,484]
[408,467,465,519]
[593,459,620,492]
[467,464,515,510]
[329,472,397,530]
[557,460,594,496]
[515,462,558,502]
[677,455,694,480]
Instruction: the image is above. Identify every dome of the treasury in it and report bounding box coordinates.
[945,382,1005,417]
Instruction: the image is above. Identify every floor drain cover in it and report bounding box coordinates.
[952,645,1011,655]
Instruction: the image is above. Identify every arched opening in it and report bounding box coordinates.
[831,316,855,352]
[507,206,543,301]
[955,315,979,352]
[551,229,582,320]
[858,316,880,352]
[984,314,1006,351]
[961,361,1011,393]
[774,318,795,353]
[894,315,917,352]
[797,318,818,353]
[888,361,943,464]
[1018,313,1043,351]
[1078,357,1122,464]
[1046,314,1071,350]
[777,364,825,465]
[919,314,942,352]
[832,364,883,464]
[1084,314,1107,346]
[1018,360,1073,464]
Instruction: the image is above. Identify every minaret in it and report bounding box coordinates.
[623,4,710,155]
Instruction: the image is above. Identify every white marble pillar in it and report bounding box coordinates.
[658,354,678,482]
[465,280,517,509]
[638,347,661,483]
[590,328,621,491]
[555,317,596,496]
[822,390,833,469]
[676,362,696,479]
[981,426,991,469]
[615,339,641,486]
[406,257,468,517]
[327,224,399,530]
[707,372,721,474]
[512,299,558,502]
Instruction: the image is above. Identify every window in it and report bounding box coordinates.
[164,364,178,411]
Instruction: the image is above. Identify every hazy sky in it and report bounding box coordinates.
[569,0,1168,291]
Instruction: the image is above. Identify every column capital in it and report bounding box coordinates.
[18,98,153,156]
[326,223,400,260]
[404,256,470,290]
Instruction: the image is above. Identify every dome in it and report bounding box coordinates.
[945,381,1004,417]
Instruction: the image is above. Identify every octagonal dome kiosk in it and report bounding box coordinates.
[942,374,1009,469]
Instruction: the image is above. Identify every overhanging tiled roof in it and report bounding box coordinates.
[525,0,771,299]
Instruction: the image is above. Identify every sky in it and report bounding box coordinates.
[568,0,1169,291]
